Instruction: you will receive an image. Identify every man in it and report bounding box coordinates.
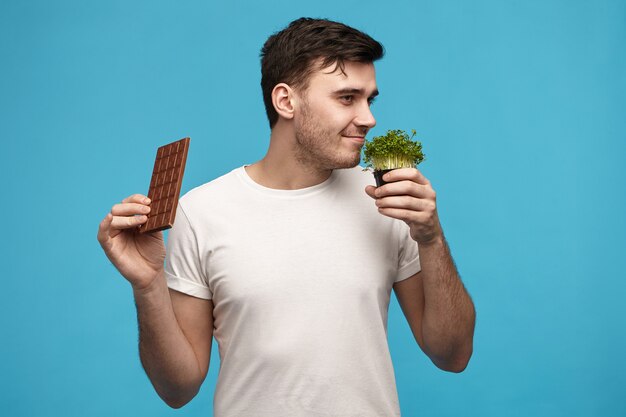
[97,17,475,416]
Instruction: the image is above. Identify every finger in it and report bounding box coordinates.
[122,194,151,204]
[375,180,434,199]
[111,202,152,216]
[376,195,435,212]
[111,214,148,230]
[364,185,377,199]
[97,213,114,244]
[377,207,424,223]
[382,168,430,186]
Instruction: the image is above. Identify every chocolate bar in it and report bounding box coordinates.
[139,137,190,234]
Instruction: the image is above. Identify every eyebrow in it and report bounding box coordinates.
[332,87,379,99]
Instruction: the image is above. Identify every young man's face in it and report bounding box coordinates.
[292,59,378,171]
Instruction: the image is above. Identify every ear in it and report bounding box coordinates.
[271,83,297,121]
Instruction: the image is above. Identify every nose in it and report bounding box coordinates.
[354,102,376,130]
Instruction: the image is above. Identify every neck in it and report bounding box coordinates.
[245,122,332,190]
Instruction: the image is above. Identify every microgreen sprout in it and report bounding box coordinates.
[362,129,425,171]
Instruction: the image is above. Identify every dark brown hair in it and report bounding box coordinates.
[260,17,384,129]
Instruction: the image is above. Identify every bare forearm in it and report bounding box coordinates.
[419,235,475,371]
[133,271,202,407]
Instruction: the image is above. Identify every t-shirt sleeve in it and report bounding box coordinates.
[394,220,421,283]
[164,202,212,299]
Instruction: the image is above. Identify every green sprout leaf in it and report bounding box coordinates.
[362,129,425,171]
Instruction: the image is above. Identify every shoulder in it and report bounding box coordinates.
[179,166,242,211]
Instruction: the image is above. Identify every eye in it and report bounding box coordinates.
[340,95,354,104]
[368,97,377,106]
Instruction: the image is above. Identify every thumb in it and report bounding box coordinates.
[364,185,377,199]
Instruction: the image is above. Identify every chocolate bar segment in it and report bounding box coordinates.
[139,137,190,234]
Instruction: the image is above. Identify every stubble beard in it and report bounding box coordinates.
[294,99,362,172]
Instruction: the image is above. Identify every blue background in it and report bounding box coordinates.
[1,0,624,416]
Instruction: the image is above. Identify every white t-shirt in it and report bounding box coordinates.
[164,165,421,417]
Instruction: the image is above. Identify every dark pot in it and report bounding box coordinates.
[373,169,394,187]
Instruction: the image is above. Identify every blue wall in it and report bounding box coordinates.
[1,1,624,416]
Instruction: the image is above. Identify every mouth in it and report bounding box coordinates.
[342,135,366,144]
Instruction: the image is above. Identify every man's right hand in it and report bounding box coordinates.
[97,193,166,291]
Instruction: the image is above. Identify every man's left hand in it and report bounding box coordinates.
[365,168,443,245]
